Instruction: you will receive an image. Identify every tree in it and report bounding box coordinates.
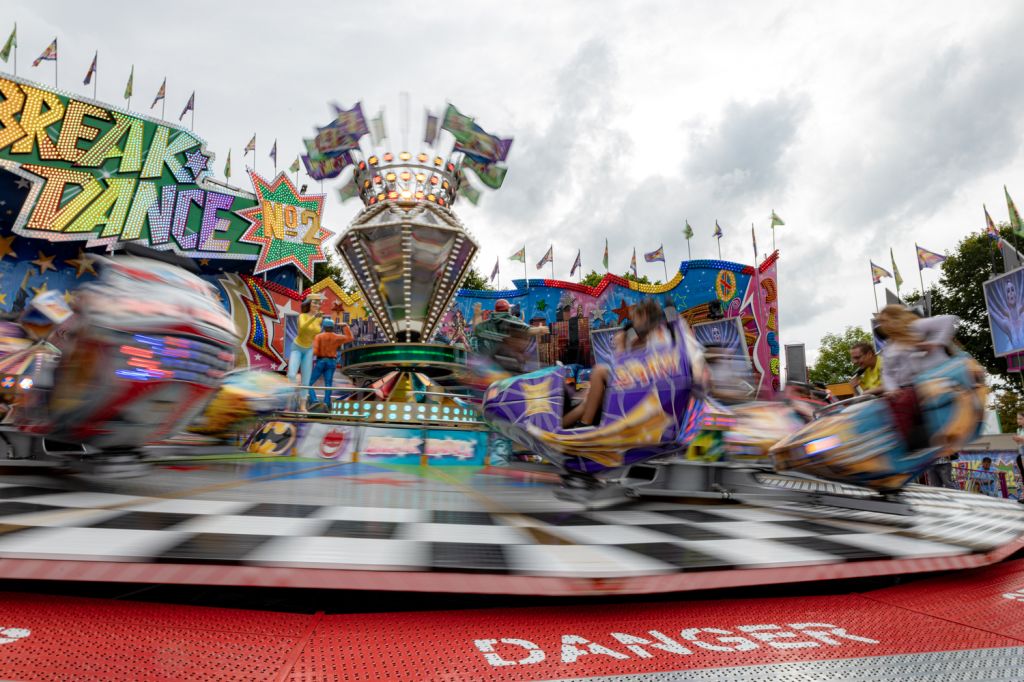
[992,388,1024,433]
[460,267,494,291]
[808,326,873,385]
[312,254,357,294]
[577,270,663,288]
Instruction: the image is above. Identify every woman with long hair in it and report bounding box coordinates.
[289,296,323,409]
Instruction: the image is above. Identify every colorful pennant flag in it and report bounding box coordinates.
[82,51,97,86]
[424,110,439,145]
[289,156,300,174]
[509,246,525,263]
[337,176,360,203]
[490,257,499,282]
[916,244,946,270]
[890,247,903,289]
[443,104,512,162]
[644,245,665,263]
[602,238,609,270]
[713,221,723,239]
[150,78,166,109]
[244,134,256,155]
[461,155,507,189]
[441,103,475,140]
[536,245,553,270]
[123,65,133,100]
[369,109,386,146]
[570,250,582,277]
[870,261,891,284]
[301,151,351,180]
[771,210,785,227]
[1006,186,1024,237]
[178,91,194,121]
[224,149,231,180]
[457,182,481,205]
[32,38,56,67]
[269,140,277,165]
[629,249,638,277]
[328,101,370,137]
[0,24,16,64]
[984,204,1000,240]
[683,220,693,240]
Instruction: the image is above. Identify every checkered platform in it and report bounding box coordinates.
[0,476,1019,580]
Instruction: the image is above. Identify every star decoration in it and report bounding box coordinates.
[199,259,210,267]
[183,148,210,181]
[30,281,48,297]
[522,377,556,416]
[32,251,57,275]
[612,299,632,324]
[14,178,29,190]
[0,293,7,306]
[590,305,607,322]
[0,235,16,261]
[63,291,73,305]
[536,299,547,312]
[237,170,332,280]
[64,249,97,279]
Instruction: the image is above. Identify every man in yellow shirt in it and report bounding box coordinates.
[849,342,883,394]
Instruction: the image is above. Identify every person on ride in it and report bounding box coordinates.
[289,296,324,409]
[875,304,958,450]
[562,298,666,429]
[849,342,883,395]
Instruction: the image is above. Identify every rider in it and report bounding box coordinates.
[562,298,666,428]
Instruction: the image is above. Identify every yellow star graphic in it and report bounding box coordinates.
[522,377,555,416]
[199,259,210,267]
[64,249,98,279]
[0,235,16,261]
[63,291,73,305]
[30,281,48,297]
[32,251,56,275]
[0,292,7,305]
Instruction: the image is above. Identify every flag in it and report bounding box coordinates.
[301,151,351,180]
[683,220,693,240]
[244,134,256,155]
[337,176,360,202]
[441,103,475,140]
[771,210,785,227]
[457,182,481,205]
[328,101,370,137]
[984,204,1000,240]
[644,245,665,263]
[602,238,609,270]
[1006,186,1024,236]
[509,246,525,263]
[369,110,386,146]
[443,104,512,162]
[32,38,56,67]
[461,155,507,189]
[83,51,97,85]
[870,261,891,284]
[178,91,194,121]
[424,111,439,145]
[289,156,300,174]
[269,140,277,165]
[123,65,133,100]
[629,249,638,277]
[916,244,946,270]
[713,220,723,239]
[0,24,15,64]
[536,245,553,270]
[570,250,582,277]
[150,78,166,109]
[224,150,231,180]
[490,258,499,282]
[890,247,903,289]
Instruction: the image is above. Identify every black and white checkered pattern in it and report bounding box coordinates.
[0,477,1019,577]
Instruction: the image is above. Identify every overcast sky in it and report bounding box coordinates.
[9,1,1024,359]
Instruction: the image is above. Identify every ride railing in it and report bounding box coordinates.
[952,463,1013,499]
[281,384,485,427]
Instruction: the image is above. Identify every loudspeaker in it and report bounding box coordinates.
[707,300,724,320]
[784,344,807,384]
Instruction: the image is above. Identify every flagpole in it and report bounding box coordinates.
[550,249,554,280]
[662,259,668,282]
[161,96,165,120]
[870,263,879,313]
[53,46,57,89]
[916,244,928,315]
[717,238,721,260]
[191,97,195,131]
[771,209,777,251]
[686,238,691,261]
[92,53,97,100]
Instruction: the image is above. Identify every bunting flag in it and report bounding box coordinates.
[771,210,785,227]
[123,65,133,100]
[289,156,300,174]
[369,109,386,146]
[713,220,723,239]
[244,134,256,155]
[150,78,166,109]
[457,182,481,205]
[424,110,439,145]
[461,155,507,189]
[602,238,609,269]
[570,250,582,277]
[644,245,665,263]
[1006,186,1024,236]
[337,176,360,203]
[890,247,903,289]
[916,244,946,270]
[490,257,499,282]
[509,246,525,263]
[301,151,351,180]
[683,220,693,240]
[223,150,231,180]
[984,204,1000,240]
[536,245,553,270]
[178,91,194,121]
[82,51,97,85]
[32,38,56,67]
[0,24,16,64]
[629,249,638,277]
[269,140,277,165]
[870,261,891,284]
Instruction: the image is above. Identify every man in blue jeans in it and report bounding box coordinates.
[308,318,353,408]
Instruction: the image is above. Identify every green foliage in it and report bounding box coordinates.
[580,270,604,287]
[460,267,494,291]
[808,326,873,385]
[992,387,1024,433]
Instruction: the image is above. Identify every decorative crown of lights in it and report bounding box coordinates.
[352,151,463,209]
